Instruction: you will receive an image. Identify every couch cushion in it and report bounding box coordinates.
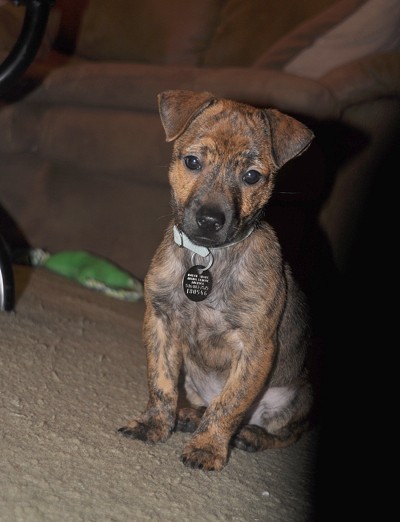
[284,0,400,78]
[202,0,337,67]
[254,0,400,78]
[75,0,222,65]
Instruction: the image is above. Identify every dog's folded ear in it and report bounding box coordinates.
[158,90,216,142]
[262,109,314,170]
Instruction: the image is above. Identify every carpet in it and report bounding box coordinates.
[0,266,319,521]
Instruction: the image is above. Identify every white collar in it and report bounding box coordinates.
[173,225,254,257]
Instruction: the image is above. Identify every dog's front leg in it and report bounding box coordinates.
[118,309,181,444]
[181,334,276,471]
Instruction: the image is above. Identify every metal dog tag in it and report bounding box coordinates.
[183,265,213,301]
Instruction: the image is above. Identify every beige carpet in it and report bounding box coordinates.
[0,266,320,521]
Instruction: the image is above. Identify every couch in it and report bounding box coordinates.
[1,0,399,284]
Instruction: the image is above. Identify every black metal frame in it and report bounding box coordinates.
[0,0,55,310]
[0,0,55,94]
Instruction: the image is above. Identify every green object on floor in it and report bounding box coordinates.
[27,249,143,302]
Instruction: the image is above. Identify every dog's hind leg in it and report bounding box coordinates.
[231,420,308,451]
[232,382,313,451]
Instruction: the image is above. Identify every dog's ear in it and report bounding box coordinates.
[262,109,314,169]
[158,90,216,142]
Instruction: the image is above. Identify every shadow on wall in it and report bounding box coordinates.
[0,203,32,306]
[309,119,398,521]
[263,116,376,520]
[52,0,90,54]
[0,204,30,253]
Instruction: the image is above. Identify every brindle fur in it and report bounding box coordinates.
[118,90,315,471]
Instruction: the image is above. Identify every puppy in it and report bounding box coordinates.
[119,90,315,471]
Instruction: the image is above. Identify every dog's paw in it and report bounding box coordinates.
[181,441,228,471]
[117,419,172,444]
[118,423,152,442]
[175,407,205,433]
[231,424,269,452]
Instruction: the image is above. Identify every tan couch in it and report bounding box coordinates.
[1,0,399,287]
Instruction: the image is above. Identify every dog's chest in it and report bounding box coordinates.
[159,262,256,368]
[177,303,240,371]
[149,271,242,364]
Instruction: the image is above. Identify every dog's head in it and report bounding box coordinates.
[158,90,314,248]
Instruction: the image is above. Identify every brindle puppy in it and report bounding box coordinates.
[119,90,315,471]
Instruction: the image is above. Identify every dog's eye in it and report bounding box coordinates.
[184,155,201,171]
[243,170,261,185]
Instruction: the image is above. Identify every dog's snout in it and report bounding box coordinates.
[196,205,225,232]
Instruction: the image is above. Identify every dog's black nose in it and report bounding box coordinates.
[196,206,225,232]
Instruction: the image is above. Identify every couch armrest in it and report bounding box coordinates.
[26,62,336,119]
[320,52,400,113]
